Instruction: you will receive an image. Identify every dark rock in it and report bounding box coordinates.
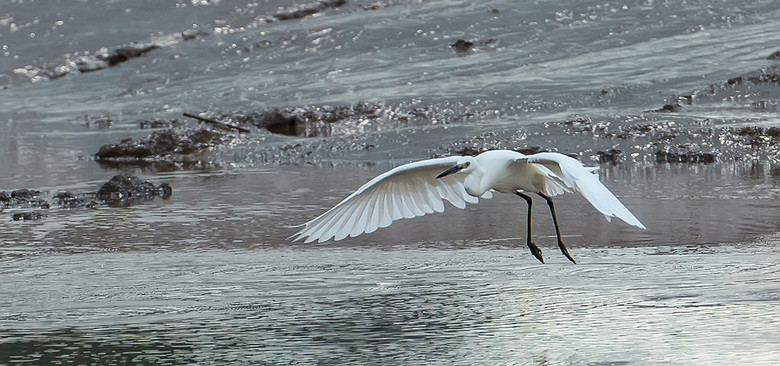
[54,192,90,208]
[3,176,171,219]
[95,128,227,160]
[11,189,41,200]
[12,212,45,221]
[96,174,172,205]
[768,50,780,60]
[2,189,50,209]
[735,126,780,139]
[97,175,156,201]
[451,40,475,53]
[273,0,347,21]
[737,126,764,137]
[98,44,160,68]
[726,76,743,85]
[158,183,173,199]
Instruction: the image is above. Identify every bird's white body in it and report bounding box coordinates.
[291,150,645,249]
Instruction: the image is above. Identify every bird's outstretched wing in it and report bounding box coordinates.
[520,152,646,229]
[291,157,486,243]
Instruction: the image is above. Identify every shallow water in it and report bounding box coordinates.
[2,165,780,364]
[1,0,780,364]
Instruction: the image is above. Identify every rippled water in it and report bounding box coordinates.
[2,241,779,365]
[2,0,780,364]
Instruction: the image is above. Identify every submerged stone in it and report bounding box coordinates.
[96,174,172,204]
[12,212,45,221]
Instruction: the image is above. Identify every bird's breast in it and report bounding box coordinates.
[490,165,540,194]
[463,174,486,197]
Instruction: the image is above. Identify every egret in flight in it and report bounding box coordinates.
[291,150,646,263]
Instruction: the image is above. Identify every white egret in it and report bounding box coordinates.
[291,150,646,263]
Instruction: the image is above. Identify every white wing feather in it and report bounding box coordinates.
[522,152,646,229]
[291,157,483,243]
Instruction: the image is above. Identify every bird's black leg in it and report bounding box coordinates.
[516,192,544,264]
[538,193,576,264]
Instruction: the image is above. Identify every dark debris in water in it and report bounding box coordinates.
[450,39,498,55]
[1,175,171,220]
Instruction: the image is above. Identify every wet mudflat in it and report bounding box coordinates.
[2,0,780,364]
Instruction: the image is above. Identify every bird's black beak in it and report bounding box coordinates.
[436,165,463,179]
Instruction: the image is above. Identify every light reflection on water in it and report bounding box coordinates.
[0,165,779,365]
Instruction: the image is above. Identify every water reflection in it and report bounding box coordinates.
[1,162,778,260]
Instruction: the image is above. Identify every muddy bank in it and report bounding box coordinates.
[4,0,349,87]
[95,127,233,166]
[94,101,503,167]
[1,175,171,220]
[435,116,779,166]
[11,30,207,84]
[664,65,780,110]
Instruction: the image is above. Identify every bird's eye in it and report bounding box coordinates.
[463,162,470,168]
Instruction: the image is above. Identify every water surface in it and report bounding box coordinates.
[1,0,779,364]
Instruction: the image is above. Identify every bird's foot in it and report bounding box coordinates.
[527,241,545,264]
[558,241,576,264]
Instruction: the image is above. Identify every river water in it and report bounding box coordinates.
[2,0,780,365]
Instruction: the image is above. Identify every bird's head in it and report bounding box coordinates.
[436,159,474,179]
